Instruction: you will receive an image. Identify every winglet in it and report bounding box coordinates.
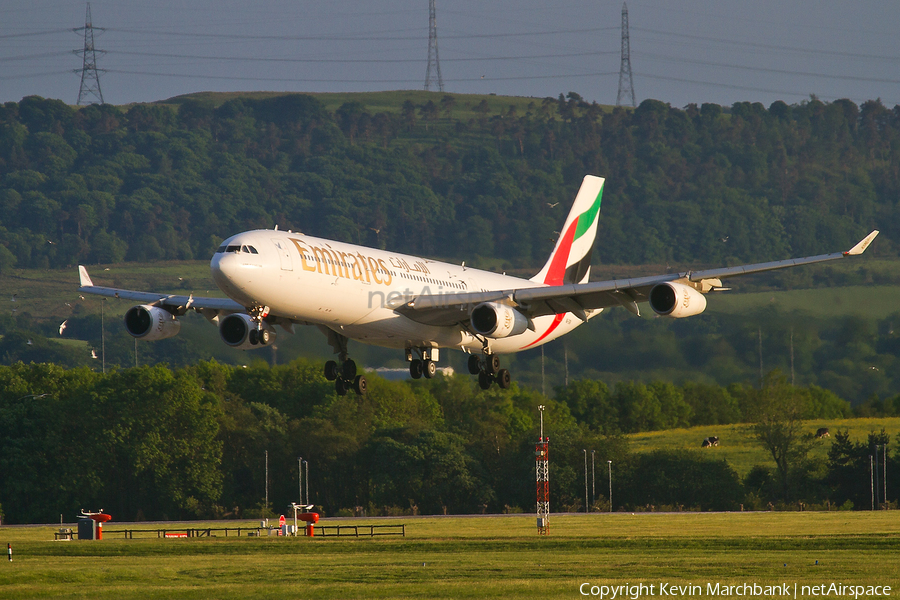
[844,230,879,256]
[78,265,94,287]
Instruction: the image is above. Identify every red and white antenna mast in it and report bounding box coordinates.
[536,405,549,535]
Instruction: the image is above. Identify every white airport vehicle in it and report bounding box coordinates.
[78,175,879,395]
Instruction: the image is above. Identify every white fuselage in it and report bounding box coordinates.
[210,229,590,354]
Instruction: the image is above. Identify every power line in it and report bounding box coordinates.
[0,70,72,82]
[103,67,617,85]
[636,51,900,86]
[103,26,615,42]
[0,51,72,63]
[635,71,845,101]
[633,26,900,63]
[106,49,612,64]
[0,28,71,40]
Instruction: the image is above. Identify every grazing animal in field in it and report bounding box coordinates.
[815,427,830,439]
[701,436,719,448]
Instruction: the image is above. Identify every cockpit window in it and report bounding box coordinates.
[217,243,258,254]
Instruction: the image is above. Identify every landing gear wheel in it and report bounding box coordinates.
[495,368,511,389]
[324,360,339,381]
[248,329,259,345]
[409,359,423,379]
[342,359,357,380]
[335,378,348,396]
[484,354,501,375]
[258,328,270,345]
[353,375,367,395]
[478,371,493,390]
[467,355,481,375]
[423,359,437,379]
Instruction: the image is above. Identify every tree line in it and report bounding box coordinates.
[0,360,896,524]
[0,92,895,275]
[4,297,900,407]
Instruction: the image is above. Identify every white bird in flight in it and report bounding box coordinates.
[58,320,68,335]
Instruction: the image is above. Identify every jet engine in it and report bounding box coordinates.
[470,302,529,338]
[123,305,181,340]
[219,313,277,349]
[648,282,707,318]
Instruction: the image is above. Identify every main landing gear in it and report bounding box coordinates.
[324,358,367,396]
[319,327,366,396]
[407,348,439,380]
[468,352,511,390]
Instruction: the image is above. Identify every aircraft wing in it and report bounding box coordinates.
[77,266,245,313]
[395,230,879,326]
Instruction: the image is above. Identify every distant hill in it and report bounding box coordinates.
[0,92,895,275]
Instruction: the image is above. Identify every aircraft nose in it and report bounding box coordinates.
[211,251,239,289]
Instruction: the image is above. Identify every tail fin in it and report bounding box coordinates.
[531,175,605,286]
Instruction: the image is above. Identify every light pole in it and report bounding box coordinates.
[870,455,875,511]
[100,297,106,374]
[304,460,309,506]
[297,456,303,503]
[583,449,588,513]
[591,450,596,512]
[608,460,613,512]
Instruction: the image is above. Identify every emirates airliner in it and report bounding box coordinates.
[78,175,878,395]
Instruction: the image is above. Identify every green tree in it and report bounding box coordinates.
[620,449,743,511]
[746,372,815,500]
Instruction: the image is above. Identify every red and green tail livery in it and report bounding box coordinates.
[531,175,604,286]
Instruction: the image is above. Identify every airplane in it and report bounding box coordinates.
[77,175,879,396]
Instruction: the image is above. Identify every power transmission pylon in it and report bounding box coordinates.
[74,2,105,105]
[424,0,444,92]
[616,2,636,108]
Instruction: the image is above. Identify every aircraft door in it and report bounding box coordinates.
[272,239,293,271]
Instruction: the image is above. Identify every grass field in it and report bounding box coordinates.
[1,513,897,599]
[627,418,900,477]
[707,285,900,320]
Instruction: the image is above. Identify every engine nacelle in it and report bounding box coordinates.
[219,313,277,350]
[648,282,708,318]
[123,305,181,340]
[470,302,529,338]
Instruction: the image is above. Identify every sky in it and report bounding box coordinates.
[1,0,899,109]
